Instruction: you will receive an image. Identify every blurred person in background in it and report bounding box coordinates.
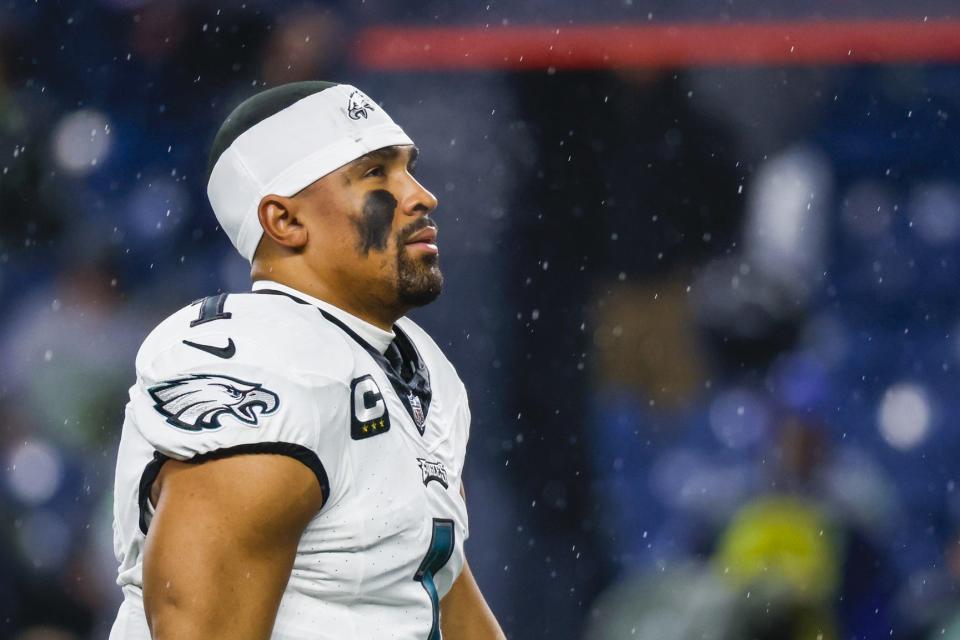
[259,7,346,87]
[1,253,145,450]
[579,88,912,637]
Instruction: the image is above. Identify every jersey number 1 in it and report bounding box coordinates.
[190,293,232,327]
[414,518,455,640]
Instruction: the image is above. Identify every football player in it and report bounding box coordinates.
[109,81,506,640]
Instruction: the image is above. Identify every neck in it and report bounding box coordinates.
[251,260,403,332]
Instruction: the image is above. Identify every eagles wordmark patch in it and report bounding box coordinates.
[351,374,390,440]
[416,458,449,489]
[148,373,279,431]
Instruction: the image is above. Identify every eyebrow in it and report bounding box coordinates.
[355,145,419,167]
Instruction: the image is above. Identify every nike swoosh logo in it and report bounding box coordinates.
[182,338,236,359]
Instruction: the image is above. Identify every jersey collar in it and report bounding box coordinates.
[251,280,395,354]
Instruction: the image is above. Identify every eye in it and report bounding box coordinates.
[225,387,242,398]
[363,165,386,178]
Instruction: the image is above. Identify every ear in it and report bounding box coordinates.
[258,194,308,250]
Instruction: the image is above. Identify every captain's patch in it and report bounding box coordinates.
[351,375,391,440]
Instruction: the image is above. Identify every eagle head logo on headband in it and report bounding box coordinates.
[206,81,413,262]
[347,90,376,120]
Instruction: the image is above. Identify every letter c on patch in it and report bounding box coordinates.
[350,374,391,440]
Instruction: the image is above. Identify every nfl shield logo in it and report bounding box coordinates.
[408,392,426,432]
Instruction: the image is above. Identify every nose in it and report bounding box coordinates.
[398,173,438,218]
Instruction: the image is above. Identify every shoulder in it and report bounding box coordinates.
[136,291,355,386]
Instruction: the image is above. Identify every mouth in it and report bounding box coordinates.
[238,403,260,421]
[404,226,439,255]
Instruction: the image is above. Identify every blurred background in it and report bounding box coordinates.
[2,1,960,638]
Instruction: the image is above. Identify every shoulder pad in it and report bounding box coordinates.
[136,292,355,385]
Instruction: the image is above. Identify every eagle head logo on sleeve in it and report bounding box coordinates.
[148,373,279,431]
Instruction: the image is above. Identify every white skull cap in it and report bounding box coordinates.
[206,81,413,262]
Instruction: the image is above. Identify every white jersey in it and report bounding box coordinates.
[110,281,470,640]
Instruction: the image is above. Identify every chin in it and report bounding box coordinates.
[397,256,444,307]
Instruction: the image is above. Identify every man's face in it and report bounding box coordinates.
[295,145,442,310]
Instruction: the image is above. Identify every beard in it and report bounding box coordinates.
[396,248,443,307]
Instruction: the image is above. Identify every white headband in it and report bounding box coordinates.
[206,84,414,261]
